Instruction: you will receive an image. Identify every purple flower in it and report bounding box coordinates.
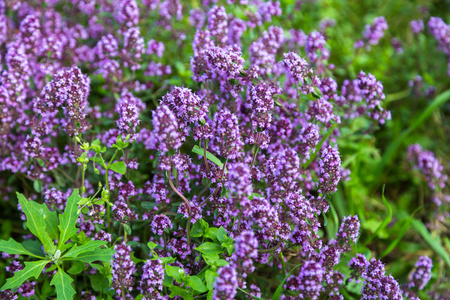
[116,0,139,28]
[348,253,369,283]
[408,256,433,291]
[151,104,183,153]
[282,52,312,84]
[111,243,137,296]
[410,20,424,34]
[208,5,228,46]
[332,215,360,252]
[19,14,40,54]
[211,109,244,159]
[232,230,258,275]
[146,39,165,57]
[228,162,252,197]
[213,265,238,300]
[96,34,119,60]
[121,27,145,71]
[355,16,388,49]
[228,17,247,46]
[361,259,403,300]
[306,31,329,64]
[248,82,276,130]
[318,145,342,195]
[296,260,324,300]
[138,259,165,299]
[151,214,172,235]
[161,86,207,124]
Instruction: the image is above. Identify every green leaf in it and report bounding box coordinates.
[17,192,55,254]
[1,260,49,290]
[195,242,222,256]
[33,179,42,193]
[187,276,207,293]
[0,238,44,258]
[169,286,194,300]
[364,185,392,245]
[63,240,107,259]
[67,261,85,275]
[90,273,109,292]
[272,263,303,300]
[216,227,227,243]
[163,275,174,287]
[204,228,219,241]
[50,268,76,300]
[412,219,450,268]
[165,265,185,283]
[147,241,158,250]
[205,269,217,291]
[59,190,81,247]
[72,247,114,264]
[192,145,227,172]
[109,161,126,175]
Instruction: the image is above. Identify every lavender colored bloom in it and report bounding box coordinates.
[355,16,388,49]
[189,8,206,29]
[138,259,165,299]
[248,82,276,130]
[319,245,341,270]
[408,256,432,291]
[306,98,340,127]
[332,215,360,252]
[112,198,137,223]
[407,144,447,191]
[208,5,228,46]
[213,265,238,300]
[428,17,450,76]
[306,31,330,64]
[121,27,145,71]
[211,109,244,159]
[356,71,390,124]
[228,17,247,46]
[227,162,252,197]
[410,20,424,34]
[159,0,183,22]
[37,66,91,136]
[116,92,144,141]
[151,214,172,235]
[146,39,165,57]
[95,34,119,60]
[116,0,139,28]
[161,87,207,124]
[282,52,312,84]
[296,260,324,300]
[258,1,282,23]
[348,253,369,282]
[151,105,183,152]
[391,38,403,54]
[232,230,258,274]
[318,145,341,194]
[111,243,137,296]
[289,29,307,47]
[19,14,40,54]
[361,259,403,300]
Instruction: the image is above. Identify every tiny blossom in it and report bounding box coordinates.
[189,8,206,29]
[19,14,41,54]
[258,0,281,23]
[361,259,403,300]
[112,199,137,223]
[348,253,369,282]
[116,0,139,28]
[211,109,244,159]
[318,145,341,194]
[306,31,329,64]
[96,34,119,60]
[408,256,432,291]
[391,38,403,54]
[151,104,183,152]
[248,82,276,130]
[203,45,245,81]
[428,17,450,76]
[355,16,388,49]
[151,214,172,235]
[121,27,145,71]
[332,215,360,252]
[146,39,165,57]
[228,18,247,46]
[282,52,312,83]
[208,5,228,46]
[161,87,207,124]
[410,20,424,34]
[138,259,165,299]
[232,230,258,275]
[295,260,324,300]
[213,265,238,300]
[227,162,252,197]
[111,243,136,296]
[407,144,447,191]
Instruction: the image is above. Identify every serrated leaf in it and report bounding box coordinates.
[63,240,107,259]
[195,242,222,256]
[188,276,207,293]
[109,161,126,175]
[1,260,49,290]
[0,238,44,258]
[58,190,81,247]
[72,247,114,264]
[17,193,55,254]
[50,268,76,300]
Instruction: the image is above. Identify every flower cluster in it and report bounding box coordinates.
[355,16,388,49]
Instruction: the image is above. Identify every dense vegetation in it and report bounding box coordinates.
[0,0,449,299]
